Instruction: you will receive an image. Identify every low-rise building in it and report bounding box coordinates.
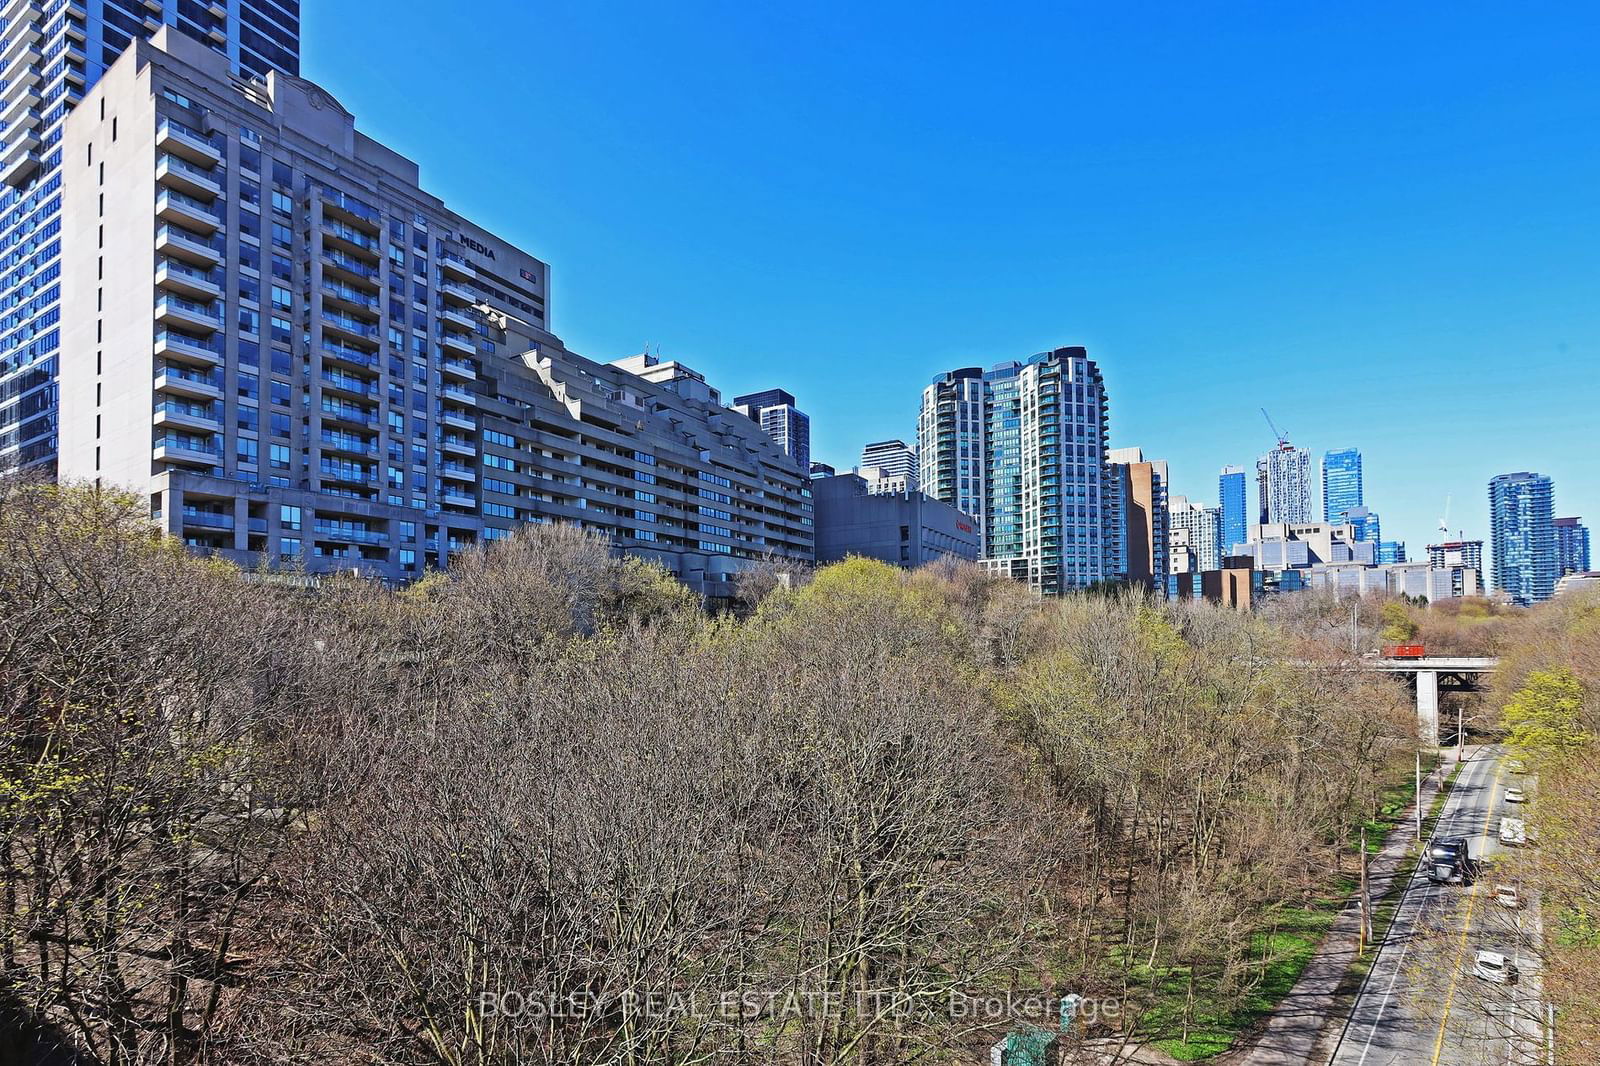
[812,473,979,569]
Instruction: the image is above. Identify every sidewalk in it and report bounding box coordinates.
[1223,762,1449,1066]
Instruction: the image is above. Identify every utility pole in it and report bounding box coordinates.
[1358,825,1372,952]
[1415,751,1423,841]
[1458,704,1465,762]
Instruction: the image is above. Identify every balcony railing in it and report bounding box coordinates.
[321,310,380,340]
[320,185,381,226]
[324,250,379,280]
[322,219,382,254]
[312,523,387,544]
[319,370,379,397]
[320,280,379,310]
[320,430,378,457]
[320,339,380,369]
[319,400,379,426]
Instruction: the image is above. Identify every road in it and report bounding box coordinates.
[1328,746,1548,1066]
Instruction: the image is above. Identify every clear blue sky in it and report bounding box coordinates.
[306,2,1598,555]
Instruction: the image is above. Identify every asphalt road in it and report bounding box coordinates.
[1328,746,1548,1066]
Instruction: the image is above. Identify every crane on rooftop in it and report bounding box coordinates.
[1261,408,1291,449]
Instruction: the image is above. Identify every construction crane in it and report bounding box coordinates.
[1438,495,1452,536]
[1261,408,1290,449]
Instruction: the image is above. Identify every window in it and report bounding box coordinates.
[272,160,293,188]
[270,316,292,345]
[634,470,656,485]
[399,522,416,541]
[269,444,290,469]
[280,536,300,557]
[634,490,656,504]
[484,429,519,449]
[270,222,292,248]
[237,308,259,334]
[484,502,515,519]
[400,548,416,566]
[270,412,290,437]
[634,528,658,542]
[484,453,518,472]
[238,210,260,241]
[239,179,260,208]
[238,372,259,400]
[484,478,516,495]
[634,510,658,523]
[270,254,292,282]
[279,505,301,530]
[271,190,293,215]
[239,144,261,173]
[237,406,258,432]
[270,285,292,312]
[270,380,290,406]
[237,438,258,466]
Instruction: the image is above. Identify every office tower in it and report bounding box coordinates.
[1106,446,1168,592]
[980,348,1109,595]
[808,461,836,478]
[0,0,299,471]
[1219,465,1248,554]
[1427,540,1484,600]
[858,438,917,494]
[55,32,811,596]
[1555,517,1591,576]
[1488,472,1557,605]
[1377,540,1407,565]
[1343,505,1381,545]
[1168,494,1221,574]
[918,367,987,548]
[1258,444,1313,524]
[730,389,809,473]
[1321,447,1363,522]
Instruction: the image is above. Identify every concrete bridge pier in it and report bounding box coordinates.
[1415,669,1438,747]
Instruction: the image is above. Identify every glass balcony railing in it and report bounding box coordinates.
[322,219,381,253]
[157,224,227,255]
[157,257,224,288]
[155,434,221,456]
[155,400,222,422]
[319,459,375,483]
[319,370,379,396]
[320,185,381,225]
[158,151,223,185]
[154,328,224,356]
[154,363,224,389]
[158,117,223,154]
[321,310,379,340]
[320,430,377,456]
[157,186,221,219]
[319,400,378,426]
[324,250,379,279]
[313,523,387,544]
[321,340,379,369]
[157,293,221,320]
[320,280,380,309]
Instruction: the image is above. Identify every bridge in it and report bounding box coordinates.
[1368,656,1498,745]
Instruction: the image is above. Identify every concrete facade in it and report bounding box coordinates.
[812,473,979,568]
[56,32,811,597]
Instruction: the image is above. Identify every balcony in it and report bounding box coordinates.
[440,329,474,355]
[441,490,476,509]
[319,370,378,399]
[439,279,476,305]
[154,328,224,367]
[320,338,380,371]
[440,306,476,331]
[321,310,380,344]
[153,400,223,433]
[441,358,477,380]
[156,118,223,166]
[154,434,221,466]
[0,42,41,88]
[323,249,380,283]
[180,507,235,531]
[0,144,41,186]
[440,252,474,280]
[441,383,477,407]
[322,219,382,258]
[319,460,376,487]
[440,436,476,457]
[154,364,223,401]
[0,80,40,128]
[439,409,476,431]
[156,224,225,266]
[156,153,222,199]
[319,400,378,428]
[319,186,381,229]
[312,523,387,545]
[156,188,222,232]
[155,294,223,333]
[440,462,476,483]
[155,258,223,300]
[320,280,379,313]
[0,0,42,29]
[320,430,378,458]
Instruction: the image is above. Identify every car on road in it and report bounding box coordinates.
[1505,786,1527,803]
[1427,837,1472,884]
[1494,884,1522,909]
[1472,949,1518,984]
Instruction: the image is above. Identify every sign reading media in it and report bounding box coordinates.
[457,233,497,261]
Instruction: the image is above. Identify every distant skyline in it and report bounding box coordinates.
[305,1,1598,556]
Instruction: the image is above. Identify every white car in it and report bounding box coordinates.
[1473,950,1518,984]
[1493,884,1521,909]
[1504,787,1527,803]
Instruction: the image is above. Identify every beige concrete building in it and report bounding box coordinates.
[57,30,810,596]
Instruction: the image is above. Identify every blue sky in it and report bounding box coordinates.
[306,2,1598,555]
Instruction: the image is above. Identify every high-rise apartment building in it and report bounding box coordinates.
[55,31,811,597]
[979,349,1109,595]
[1377,540,1407,565]
[1106,446,1168,592]
[1258,444,1313,524]
[1168,494,1221,574]
[1555,517,1591,576]
[858,438,917,494]
[1427,540,1484,600]
[918,366,987,548]
[0,0,299,470]
[731,388,809,473]
[1488,472,1557,606]
[1321,447,1363,523]
[1219,465,1248,554]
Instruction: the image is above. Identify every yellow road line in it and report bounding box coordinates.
[1430,759,1506,1065]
